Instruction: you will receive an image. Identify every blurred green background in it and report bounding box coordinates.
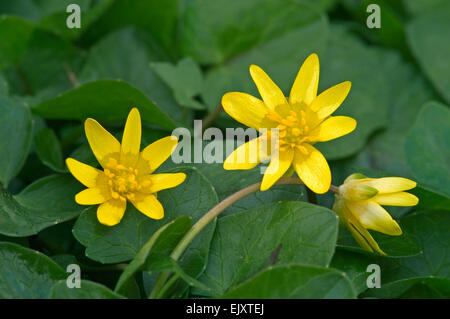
[0,0,449,299]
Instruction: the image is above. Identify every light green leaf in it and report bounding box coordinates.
[34,127,65,172]
[196,201,339,296]
[221,264,356,298]
[0,174,84,237]
[0,242,66,298]
[32,80,176,129]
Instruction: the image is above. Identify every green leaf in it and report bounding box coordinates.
[0,242,66,298]
[73,168,218,264]
[115,216,192,294]
[406,2,450,103]
[405,101,450,197]
[409,185,450,211]
[221,264,356,298]
[50,280,124,299]
[34,127,65,172]
[151,57,205,110]
[337,224,422,258]
[200,8,328,110]
[79,27,187,123]
[330,248,377,295]
[196,201,339,296]
[32,80,176,129]
[0,174,84,237]
[379,210,450,282]
[362,277,450,298]
[0,16,34,69]
[0,95,33,186]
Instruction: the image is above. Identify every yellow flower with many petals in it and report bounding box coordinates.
[332,173,419,255]
[66,108,186,226]
[222,53,356,193]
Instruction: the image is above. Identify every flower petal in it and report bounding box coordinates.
[372,192,419,206]
[75,188,110,205]
[222,92,269,129]
[66,158,103,188]
[97,199,126,226]
[347,200,402,236]
[120,108,141,167]
[289,53,319,106]
[140,173,186,193]
[224,134,271,170]
[131,193,164,220]
[260,148,294,191]
[308,116,356,142]
[85,118,120,168]
[249,64,287,109]
[361,177,417,193]
[309,81,351,120]
[136,136,178,175]
[292,144,331,194]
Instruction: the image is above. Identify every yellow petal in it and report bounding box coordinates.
[136,136,178,175]
[75,188,110,205]
[308,116,356,142]
[222,92,269,129]
[140,173,186,193]
[260,148,294,191]
[310,81,351,120]
[348,220,386,255]
[372,192,419,206]
[292,144,331,194]
[66,158,102,188]
[224,134,271,170]
[347,200,402,236]
[85,118,121,168]
[131,193,164,220]
[249,64,287,109]
[361,177,417,193]
[120,108,141,167]
[289,53,319,106]
[97,199,127,226]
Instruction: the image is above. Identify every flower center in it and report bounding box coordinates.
[267,109,311,153]
[104,158,151,202]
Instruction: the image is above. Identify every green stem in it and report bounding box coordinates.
[149,177,338,298]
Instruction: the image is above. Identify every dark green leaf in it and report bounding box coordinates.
[0,95,33,186]
[363,277,450,298]
[50,280,124,299]
[32,80,176,129]
[34,127,65,172]
[0,242,66,298]
[405,101,450,197]
[222,264,356,298]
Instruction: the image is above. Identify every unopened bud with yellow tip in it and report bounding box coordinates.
[332,173,419,255]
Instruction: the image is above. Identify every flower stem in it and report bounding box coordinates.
[148,177,337,298]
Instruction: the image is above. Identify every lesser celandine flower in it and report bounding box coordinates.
[222,53,356,193]
[66,108,186,226]
[333,173,419,255]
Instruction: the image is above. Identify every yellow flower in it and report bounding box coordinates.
[332,173,419,255]
[222,53,356,193]
[66,108,186,226]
